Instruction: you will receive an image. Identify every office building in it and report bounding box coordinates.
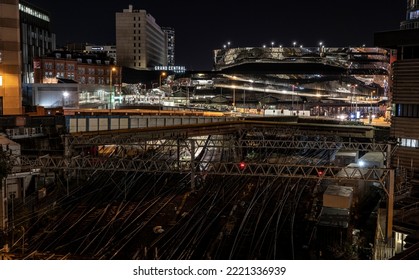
[162,27,175,66]
[0,0,22,115]
[33,50,120,85]
[19,1,56,84]
[375,0,419,259]
[401,0,419,29]
[31,50,120,109]
[115,5,167,70]
[375,0,419,174]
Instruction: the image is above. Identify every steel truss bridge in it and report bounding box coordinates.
[13,122,397,242]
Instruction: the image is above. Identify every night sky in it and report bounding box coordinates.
[26,0,406,70]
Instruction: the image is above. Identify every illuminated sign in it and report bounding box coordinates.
[154,65,186,73]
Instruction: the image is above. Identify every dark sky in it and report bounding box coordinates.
[26,0,406,70]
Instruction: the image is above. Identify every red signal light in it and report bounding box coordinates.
[239,162,246,170]
[317,170,324,177]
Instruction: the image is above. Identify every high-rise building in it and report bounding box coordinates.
[374,1,419,259]
[19,1,56,84]
[375,0,419,174]
[401,0,419,29]
[0,0,22,115]
[115,5,167,70]
[162,27,175,66]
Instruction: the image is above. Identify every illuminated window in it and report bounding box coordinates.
[399,138,419,148]
[19,4,50,22]
[410,10,419,19]
[55,63,64,71]
[395,104,419,117]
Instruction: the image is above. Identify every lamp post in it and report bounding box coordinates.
[109,67,116,110]
[159,71,167,88]
[369,90,375,124]
[347,84,358,119]
[62,91,69,108]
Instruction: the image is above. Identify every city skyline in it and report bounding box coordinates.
[27,0,405,70]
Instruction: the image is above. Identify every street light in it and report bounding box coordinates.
[369,90,375,124]
[109,67,116,110]
[348,84,358,119]
[62,91,69,107]
[159,71,167,88]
